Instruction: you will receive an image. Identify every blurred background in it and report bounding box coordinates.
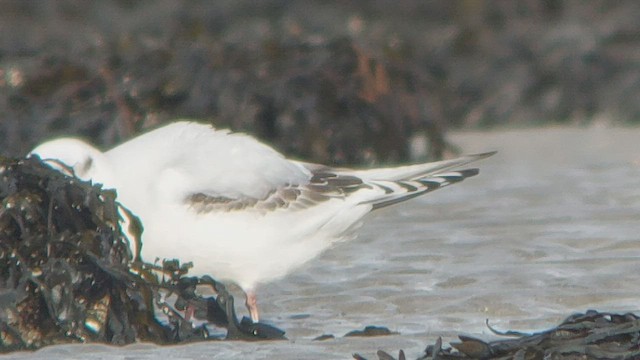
[1,0,639,163]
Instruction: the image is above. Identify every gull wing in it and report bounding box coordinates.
[186,152,494,214]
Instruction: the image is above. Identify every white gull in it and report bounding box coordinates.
[30,121,494,322]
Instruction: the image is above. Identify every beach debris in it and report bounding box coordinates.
[355,310,640,359]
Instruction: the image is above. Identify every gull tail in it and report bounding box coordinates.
[359,152,495,210]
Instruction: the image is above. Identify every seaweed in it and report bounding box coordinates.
[0,156,285,352]
[354,310,640,359]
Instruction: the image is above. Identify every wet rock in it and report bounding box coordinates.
[313,334,335,341]
[345,325,398,337]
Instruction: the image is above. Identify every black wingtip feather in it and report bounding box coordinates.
[368,168,481,210]
[436,168,480,184]
[457,168,480,178]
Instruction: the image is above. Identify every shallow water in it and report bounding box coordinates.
[5,127,640,359]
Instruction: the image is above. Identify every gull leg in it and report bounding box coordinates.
[245,289,260,323]
[184,304,195,322]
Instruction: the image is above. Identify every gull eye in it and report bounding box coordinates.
[76,156,93,177]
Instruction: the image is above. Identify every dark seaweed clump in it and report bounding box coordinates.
[355,310,640,360]
[4,1,640,163]
[2,35,450,165]
[0,156,284,353]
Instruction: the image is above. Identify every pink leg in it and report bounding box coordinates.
[245,290,260,323]
[184,304,195,322]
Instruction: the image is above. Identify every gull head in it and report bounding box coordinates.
[29,138,114,187]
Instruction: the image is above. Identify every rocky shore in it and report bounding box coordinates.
[2,1,639,163]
